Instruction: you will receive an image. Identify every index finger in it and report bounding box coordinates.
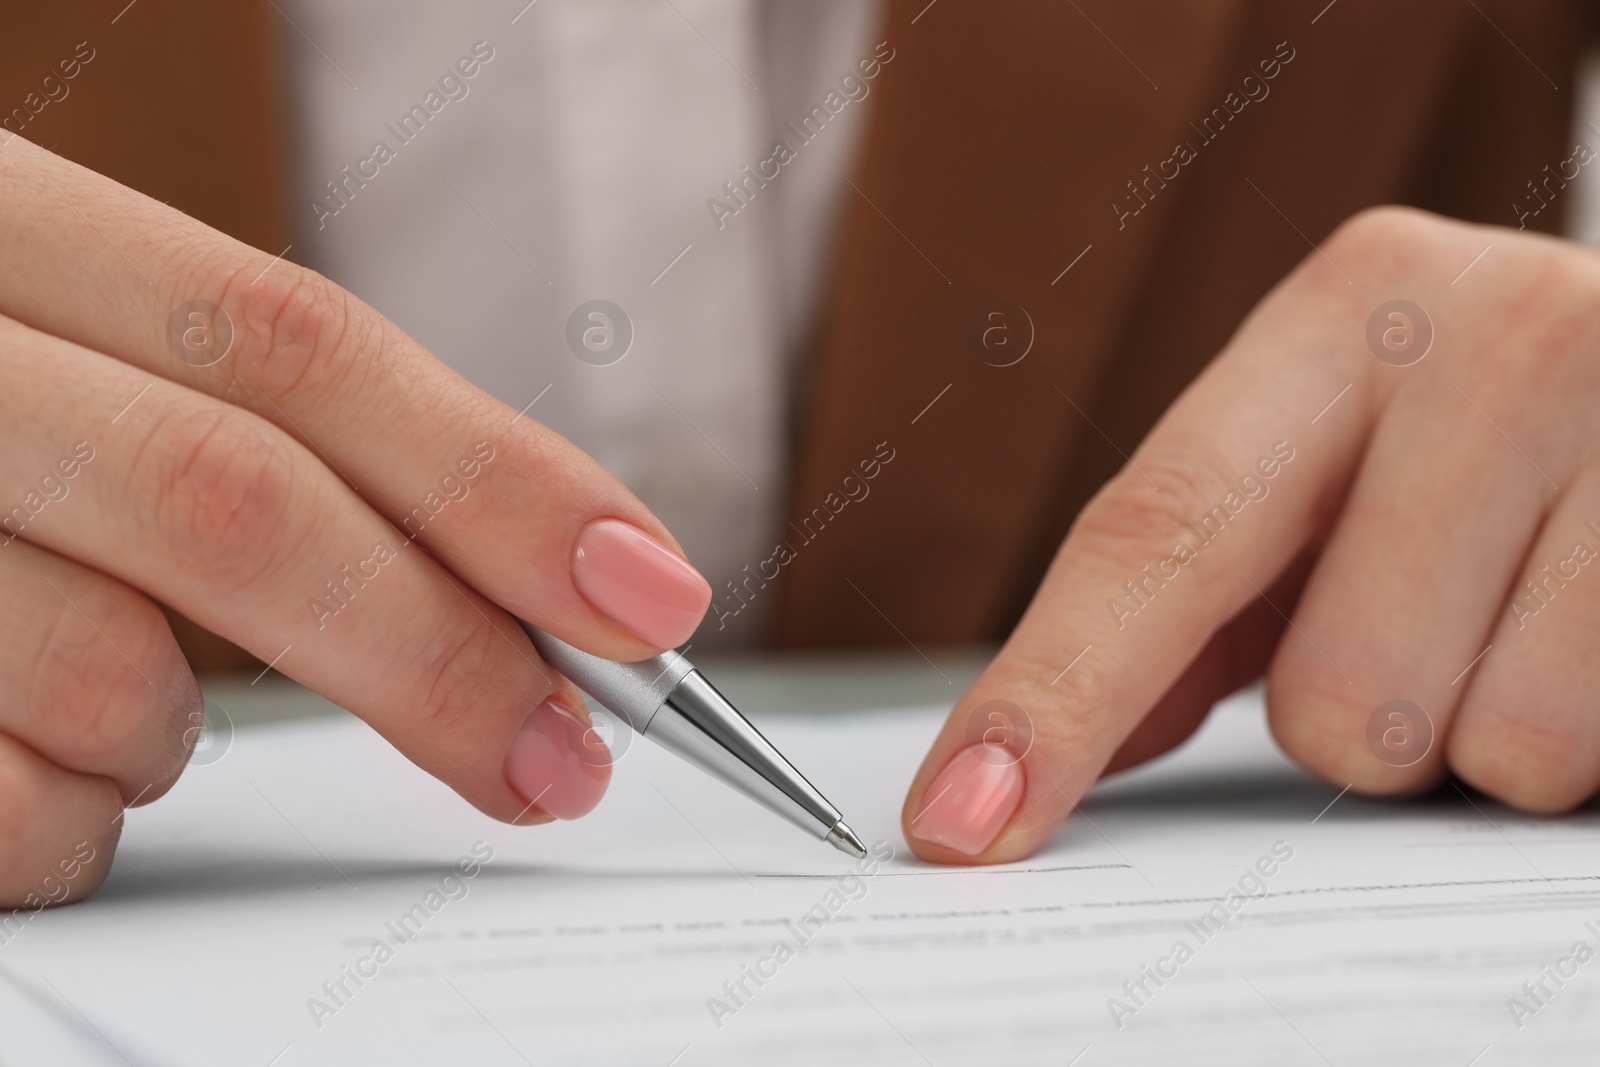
[900,233,1386,863]
[0,136,709,660]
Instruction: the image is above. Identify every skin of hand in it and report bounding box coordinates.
[0,136,712,908]
[903,205,1600,864]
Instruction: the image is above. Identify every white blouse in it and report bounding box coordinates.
[283,0,882,646]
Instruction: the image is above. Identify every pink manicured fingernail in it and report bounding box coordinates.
[571,518,711,648]
[909,745,1025,856]
[503,698,612,819]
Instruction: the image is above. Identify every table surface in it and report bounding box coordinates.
[198,644,996,728]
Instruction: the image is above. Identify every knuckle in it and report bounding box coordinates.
[148,408,303,589]
[1281,205,1450,309]
[0,746,120,909]
[1227,205,1455,347]
[1265,672,1434,794]
[220,263,362,401]
[28,590,189,777]
[406,616,519,738]
[1321,204,1447,274]
[1265,678,1353,764]
[1449,713,1596,813]
[1069,451,1239,564]
[1463,248,1600,403]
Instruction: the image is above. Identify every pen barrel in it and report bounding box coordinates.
[517,620,845,841]
[517,621,691,733]
[648,671,844,840]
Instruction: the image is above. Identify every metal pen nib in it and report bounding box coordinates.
[826,822,867,858]
[519,623,863,856]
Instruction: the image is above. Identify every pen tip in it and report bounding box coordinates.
[826,821,868,858]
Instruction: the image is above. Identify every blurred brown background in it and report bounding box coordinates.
[5,0,1597,675]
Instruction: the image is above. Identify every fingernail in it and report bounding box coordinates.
[909,745,1025,856]
[503,697,612,819]
[571,518,711,648]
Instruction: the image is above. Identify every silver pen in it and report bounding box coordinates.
[516,622,867,858]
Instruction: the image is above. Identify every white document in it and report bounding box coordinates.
[3,687,1599,1065]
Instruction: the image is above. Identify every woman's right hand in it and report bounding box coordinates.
[0,134,712,909]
